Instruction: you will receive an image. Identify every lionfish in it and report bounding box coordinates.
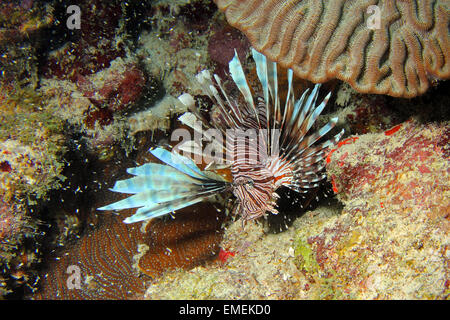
[98,49,343,224]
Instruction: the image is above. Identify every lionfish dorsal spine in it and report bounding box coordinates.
[229,49,260,128]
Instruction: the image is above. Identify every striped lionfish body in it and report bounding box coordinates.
[98,49,343,224]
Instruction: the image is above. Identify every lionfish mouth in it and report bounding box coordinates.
[98,48,344,224]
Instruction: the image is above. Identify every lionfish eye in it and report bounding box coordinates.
[234,176,254,188]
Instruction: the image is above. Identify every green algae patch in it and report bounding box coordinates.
[294,238,320,275]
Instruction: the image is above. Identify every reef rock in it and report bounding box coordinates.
[318,120,449,299]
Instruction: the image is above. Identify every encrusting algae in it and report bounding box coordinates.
[0,80,67,296]
[0,82,67,202]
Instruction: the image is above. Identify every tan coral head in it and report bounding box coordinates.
[214,0,450,98]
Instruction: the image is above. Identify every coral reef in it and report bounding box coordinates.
[34,202,226,299]
[38,0,155,158]
[0,83,66,202]
[0,80,66,296]
[143,219,305,299]
[41,0,125,81]
[39,0,221,158]
[135,19,210,97]
[75,63,147,114]
[214,0,450,98]
[139,120,449,300]
[316,120,449,298]
[0,0,220,299]
[0,0,53,87]
[0,0,445,301]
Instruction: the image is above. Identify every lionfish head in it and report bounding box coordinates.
[231,165,279,220]
[98,48,343,225]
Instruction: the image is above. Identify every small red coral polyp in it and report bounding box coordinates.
[0,161,11,172]
[331,174,339,193]
[218,248,235,263]
[326,136,359,164]
[384,124,402,136]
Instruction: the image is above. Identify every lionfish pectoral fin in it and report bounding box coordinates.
[150,147,207,180]
[97,174,208,211]
[123,198,203,224]
[108,167,204,194]
[122,184,226,224]
[98,146,230,223]
[98,182,209,211]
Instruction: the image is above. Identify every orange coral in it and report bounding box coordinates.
[214,0,450,98]
[135,203,224,278]
[34,203,225,299]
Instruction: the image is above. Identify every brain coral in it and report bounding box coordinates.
[214,0,450,98]
[34,203,225,299]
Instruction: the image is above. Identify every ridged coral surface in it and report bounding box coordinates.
[214,0,450,98]
[34,203,224,299]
